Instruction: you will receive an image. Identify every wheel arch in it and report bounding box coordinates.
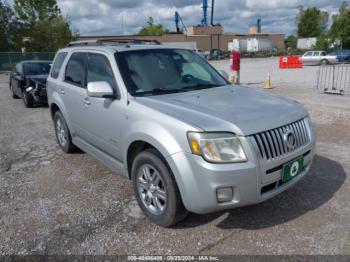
[48,92,74,134]
[50,103,60,120]
[126,140,169,180]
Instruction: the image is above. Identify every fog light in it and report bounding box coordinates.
[216,187,233,203]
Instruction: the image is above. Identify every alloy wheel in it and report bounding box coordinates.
[56,119,67,146]
[136,164,167,215]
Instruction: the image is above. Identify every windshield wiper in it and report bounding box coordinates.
[180,83,221,91]
[133,84,221,96]
[133,88,180,96]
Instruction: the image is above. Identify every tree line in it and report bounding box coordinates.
[0,0,77,52]
[286,1,350,50]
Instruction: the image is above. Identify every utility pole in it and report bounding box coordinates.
[122,13,125,35]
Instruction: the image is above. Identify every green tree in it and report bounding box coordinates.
[27,17,77,52]
[0,1,20,51]
[138,17,168,36]
[330,1,350,48]
[297,7,329,37]
[285,35,297,49]
[14,0,76,51]
[14,0,61,25]
[315,34,330,51]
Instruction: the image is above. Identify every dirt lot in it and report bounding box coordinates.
[0,57,349,255]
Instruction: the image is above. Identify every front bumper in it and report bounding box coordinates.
[166,128,316,214]
[27,85,47,103]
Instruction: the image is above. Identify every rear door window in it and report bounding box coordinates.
[65,52,88,88]
[51,52,68,79]
[313,52,320,56]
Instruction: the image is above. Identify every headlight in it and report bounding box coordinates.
[187,132,247,163]
[26,86,34,92]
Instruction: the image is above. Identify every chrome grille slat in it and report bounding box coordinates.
[300,120,308,144]
[270,130,281,156]
[292,122,301,147]
[265,131,276,158]
[282,126,292,153]
[299,121,307,145]
[260,133,272,159]
[255,134,266,159]
[278,127,287,154]
[252,119,310,161]
[297,122,306,144]
[273,129,284,155]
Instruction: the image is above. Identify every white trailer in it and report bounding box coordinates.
[228,39,247,52]
[247,38,273,52]
[297,38,317,50]
[161,41,197,50]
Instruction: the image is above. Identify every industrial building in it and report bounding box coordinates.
[78,0,285,52]
[78,27,285,52]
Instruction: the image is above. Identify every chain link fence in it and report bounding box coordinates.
[0,52,56,72]
[317,64,350,96]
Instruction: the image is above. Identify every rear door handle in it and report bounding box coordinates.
[59,88,65,95]
[82,97,91,106]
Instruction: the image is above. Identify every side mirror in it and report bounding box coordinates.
[219,70,229,80]
[87,81,115,98]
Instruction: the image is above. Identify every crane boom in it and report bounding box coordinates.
[175,11,187,33]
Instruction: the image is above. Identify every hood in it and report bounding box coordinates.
[135,85,308,136]
[25,74,48,84]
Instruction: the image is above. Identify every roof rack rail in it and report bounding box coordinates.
[66,39,161,47]
[66,40,100,47]
[99,38,161,45]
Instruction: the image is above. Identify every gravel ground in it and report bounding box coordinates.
[0,57,349,255]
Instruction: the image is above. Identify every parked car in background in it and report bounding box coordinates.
[194,49,210,59]
[9,60,51,107]
[301,51,337,65]
[47,40,316,227]
[208,49,227,60]
[333,49,350,63]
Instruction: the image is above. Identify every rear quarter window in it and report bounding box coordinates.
[51,52,68,79]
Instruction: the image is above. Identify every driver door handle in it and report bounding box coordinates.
[82,97,91,106]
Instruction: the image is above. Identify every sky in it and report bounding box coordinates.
[6,0,348,36]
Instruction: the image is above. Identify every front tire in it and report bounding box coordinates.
[132,149,188,227]
[54,111,76,153]
[22,90,34,107]
[10,84,19,99]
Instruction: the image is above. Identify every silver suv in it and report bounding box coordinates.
[47,40,316,227]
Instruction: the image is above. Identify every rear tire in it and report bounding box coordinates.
[321,59,329,65]
[54,111,77,153]
[22,90,34,108]
[132,149,188,227]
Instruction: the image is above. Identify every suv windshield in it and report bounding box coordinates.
[115,49,227,96]
[24,62,51,75]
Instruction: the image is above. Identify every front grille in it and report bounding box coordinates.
[252,118,310,160]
